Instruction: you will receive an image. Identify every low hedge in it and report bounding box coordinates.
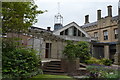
[86,57,113,66]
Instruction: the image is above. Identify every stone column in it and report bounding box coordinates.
[104,45,109,59]
[114,44,120,64]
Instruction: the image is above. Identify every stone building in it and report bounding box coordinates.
[80,5,118,62]
[25,5,118,62]
[5,4,118,63]
[28,23,95,60]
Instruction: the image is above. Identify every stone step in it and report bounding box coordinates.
[49,62,61,65]
[79,63,87,68]
[45,67,61,70]
[43,69,65,73]
[51,61,61,63]
[43,72,67,75]
[47,64,61,68]
[78,68,87,71]
[43,60,65,75]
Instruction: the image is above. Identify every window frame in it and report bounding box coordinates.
[94,32,98,39]
[114,28,118,39]
[103,30,108,40]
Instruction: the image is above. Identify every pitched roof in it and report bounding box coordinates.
[80,22,97,28]
[80,15,118,28]
[53,21,90,37]
[30,26,53,33]
[111,16,118,21]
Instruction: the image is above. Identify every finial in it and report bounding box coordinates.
[58,2,60,14]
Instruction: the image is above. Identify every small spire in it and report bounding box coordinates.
[58,2,60,14]
[54,2,63,30]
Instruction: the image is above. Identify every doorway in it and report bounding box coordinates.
[45,43,52,58]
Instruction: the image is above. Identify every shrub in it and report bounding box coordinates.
[86,57,112,66]
[63,41,76,59]
[75,41,91,63]
[63,41,91,62]
[100,58,113,66]
[85,57,102,65]
[2,48,42,78]
[86,65,120,79]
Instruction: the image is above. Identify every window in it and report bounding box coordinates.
[82,33,85,37]
[114,28,118,39]
[78,30,81,36]
[103,30,108,40]
[73,27,77,36]
[65,29,68,35]
[94,32,98,39]
[60,31,64,35]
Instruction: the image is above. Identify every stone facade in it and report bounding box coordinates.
[81,5,118,62]
[28,22,94,60]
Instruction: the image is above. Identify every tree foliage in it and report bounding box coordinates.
[2,1,45,33]
[63,41,91,62]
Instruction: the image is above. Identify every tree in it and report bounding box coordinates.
[2,1,45,78]
[75,41,91,63]
[63,40,76,59]
[2,1,45,33]
[63,41,91,63]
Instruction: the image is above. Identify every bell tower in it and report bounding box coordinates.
[54,2,63,30]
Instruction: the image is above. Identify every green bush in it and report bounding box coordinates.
[85,57,102,65]
[75,41,91,63]
[63,41,91,62]
[86,57,112,66]
[63,41,76,59]
[2,48,42,78]
[100,58,113,66]
[86,65,120,79]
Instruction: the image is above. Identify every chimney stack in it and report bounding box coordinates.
[47,27,51,31]
[85,15,89,24]
[107,5,112,17]
[97,9,101,20]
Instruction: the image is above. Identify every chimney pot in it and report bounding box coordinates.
[47,27,51,31]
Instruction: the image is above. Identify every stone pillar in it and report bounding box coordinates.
[114,44,120,64]
[104,45,109,59]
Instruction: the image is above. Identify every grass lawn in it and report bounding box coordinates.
[27,74,75,80]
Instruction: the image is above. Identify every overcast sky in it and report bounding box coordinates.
[33,0,119,30]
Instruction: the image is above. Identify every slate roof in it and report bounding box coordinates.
[80,22,97,28]
[30,26,53,33]
[111,16,118,21]
[80,15,118,28]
